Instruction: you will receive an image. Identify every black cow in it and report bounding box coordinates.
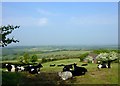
[81,64,88,66]
[63,64,73,72]
[57,64,65,67]
[50,64,55,67]
[72,63,87,76]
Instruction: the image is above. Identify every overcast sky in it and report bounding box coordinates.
[2,2,118,46]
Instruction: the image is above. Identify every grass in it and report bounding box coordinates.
[2,59,119,86]
[36,50,90,58]
[41,58,80,72]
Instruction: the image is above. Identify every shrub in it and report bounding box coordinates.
[18,56,24,63]
[30,54,38,63]
[79,53,89,62]
[84,56,93,63]
[23,53,30,63]
[41,58,47,63]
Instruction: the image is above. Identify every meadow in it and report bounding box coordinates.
[1,46,119,86]
[2,59,119,86]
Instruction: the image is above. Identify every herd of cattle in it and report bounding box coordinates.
[5,63,43,74]
[4,62,109,80]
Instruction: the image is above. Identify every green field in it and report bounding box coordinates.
[36,50,90,57]
[1,46,119,85]
[2,59,119,86]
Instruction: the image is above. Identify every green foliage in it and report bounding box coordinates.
[93,49,120,54]
[18,56,24,63]
[23,53,30,63]
[84,56,93,63]
[93,49,110,54]
[79,53,89,62]
[0,25,20,47]
[41,58,47,63]
[30,54,38,63]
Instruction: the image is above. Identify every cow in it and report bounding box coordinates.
[63,64,73,72]
[5,64,25,72]
[57,64,65,67]
[97,63,108,69]
[15,65,25,72]
[58,71,72,80]
[24,63,43,74]
[5,64,12,72]
[81,64,88,66]
[73,63,87,76]
[50,64,55,67]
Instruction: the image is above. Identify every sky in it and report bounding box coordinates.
[2,2,118,46]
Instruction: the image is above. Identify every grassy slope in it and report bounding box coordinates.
[2,59,119,86]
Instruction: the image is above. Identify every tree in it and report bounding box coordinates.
[0,25,20,47]
[18,56,24,63]
[23,53,30,63]
[79,53,89,62]
[30,54,38,63]
[96,52,118,68]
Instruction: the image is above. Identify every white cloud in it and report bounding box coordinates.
[38,17,48,26]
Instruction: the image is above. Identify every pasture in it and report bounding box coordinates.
[2,59,119,86]
[2,46,91,60]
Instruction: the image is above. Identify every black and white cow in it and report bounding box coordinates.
[58,64,73,80]
[59,63,88,80]
[97,63,108,69]
[5,64,25,72]
[15,65,25,72]
[5,64,12,72]
[24,63,43,74]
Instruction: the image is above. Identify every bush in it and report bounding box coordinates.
[41,58,47,63]
[84,56,93,63]
[23,53,30,63]
[79,53,89,62]
[18,56,24,63]
[30,54,38,63]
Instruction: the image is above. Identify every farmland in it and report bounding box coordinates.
[2,46,91,61]
[2,59,119,85]
[1,45,119,86]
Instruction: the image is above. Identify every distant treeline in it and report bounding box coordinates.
[93,49,120,54]
[41,55,81,63]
